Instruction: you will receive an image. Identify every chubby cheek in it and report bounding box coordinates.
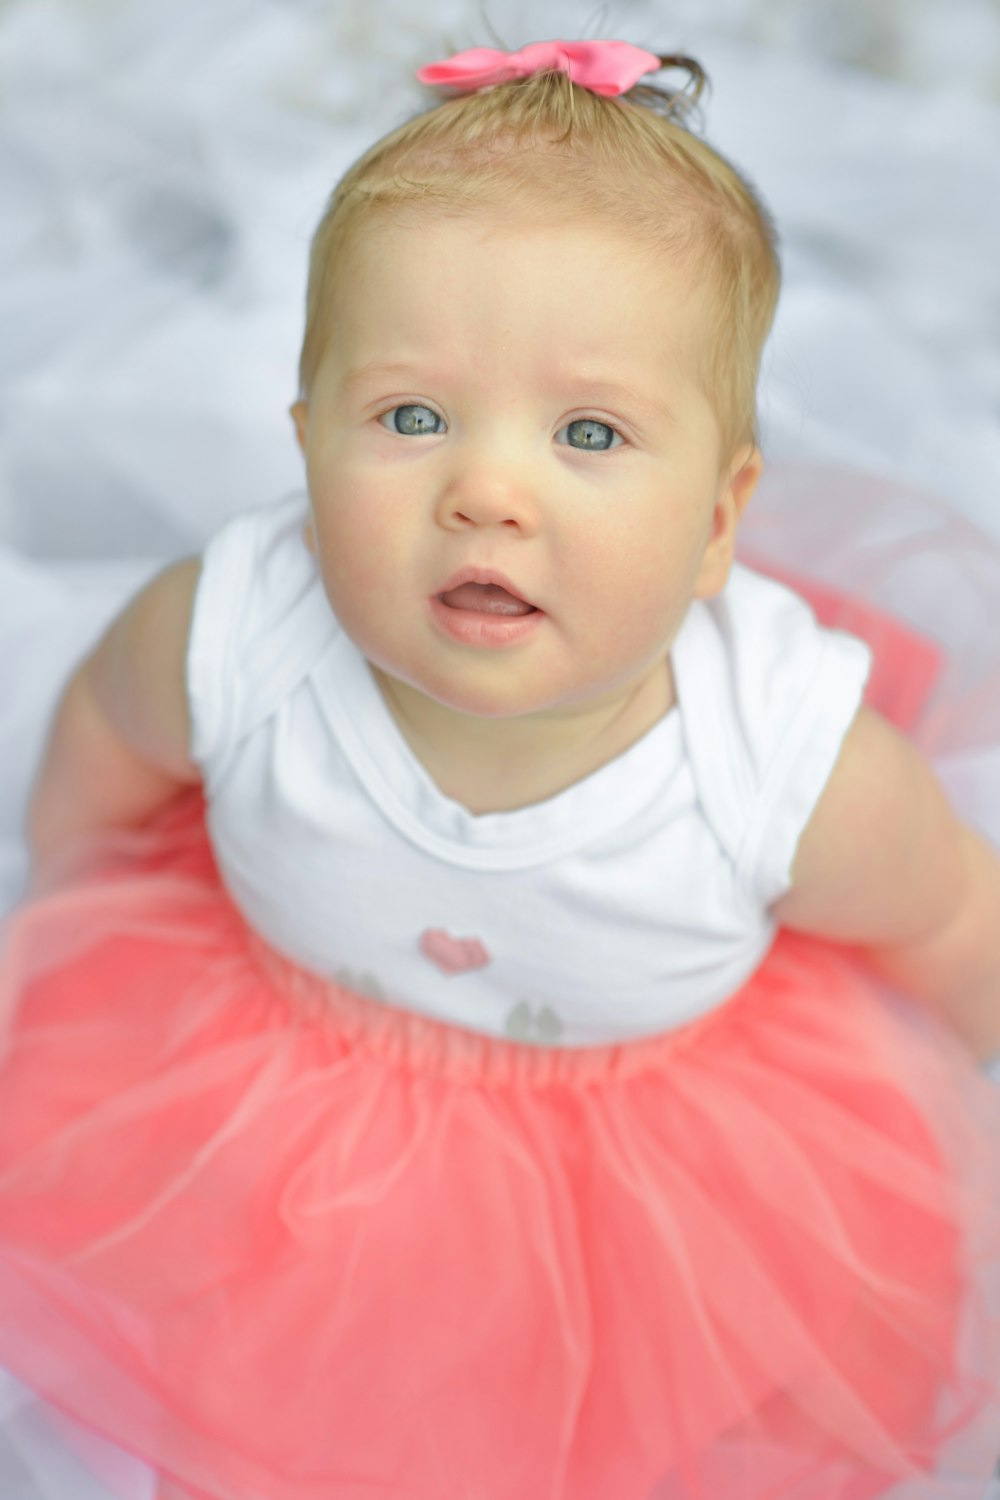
[309,475,417,644]
[602,584,686,674]
[574,527,693,657]
[316,533,387,640]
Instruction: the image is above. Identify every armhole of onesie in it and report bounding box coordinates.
[738,630,873,906]
[185,514,257,788]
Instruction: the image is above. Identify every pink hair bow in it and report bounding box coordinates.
[417,40,662,99]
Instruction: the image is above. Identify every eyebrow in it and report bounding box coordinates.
[556,377,675,427]
[341,361,426,395]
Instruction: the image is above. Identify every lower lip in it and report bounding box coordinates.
[430,596,544,647]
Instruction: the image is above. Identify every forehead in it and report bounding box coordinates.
[326,209,712,384]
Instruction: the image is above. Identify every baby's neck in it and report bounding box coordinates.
[369,659,676,815]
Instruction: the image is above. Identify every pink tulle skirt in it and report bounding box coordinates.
[1,465,1000,1500]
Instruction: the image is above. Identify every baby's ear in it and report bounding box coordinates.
[693,446,763,600]
[727,444,764,520]
[290,400,308,454]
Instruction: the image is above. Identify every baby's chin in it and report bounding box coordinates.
[368,659,556,723]
[369,657,668,746]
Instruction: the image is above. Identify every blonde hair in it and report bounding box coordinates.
[298,57,781,457]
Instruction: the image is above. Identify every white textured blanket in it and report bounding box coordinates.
[1,3,999,1494]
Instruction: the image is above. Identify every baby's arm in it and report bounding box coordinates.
[26,558,202,870]
[771,707,1000,1060]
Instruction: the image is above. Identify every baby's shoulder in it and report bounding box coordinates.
[680,562,822,668]
[681,562,870,729]
[193,494,333,650]
[673,563,874,904]
[705,560,825,646]
[202,493,313,597]
[187,495,335,775]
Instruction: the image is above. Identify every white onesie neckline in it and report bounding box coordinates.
[187,496,872,1041]
[309,622,690,871]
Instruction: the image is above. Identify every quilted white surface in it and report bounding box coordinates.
[1,3,999,1493]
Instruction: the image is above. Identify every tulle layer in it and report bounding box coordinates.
[1,791,1000,1500]
[3,463,1000,1499]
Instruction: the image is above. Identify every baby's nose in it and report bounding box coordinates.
[436,458,540,533]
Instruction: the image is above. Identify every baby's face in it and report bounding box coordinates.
[293,211,758,724]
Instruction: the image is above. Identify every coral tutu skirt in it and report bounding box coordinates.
[1,466,1000,1500]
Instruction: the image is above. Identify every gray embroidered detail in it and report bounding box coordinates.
[505,1002,564,1044]
[333,966,386,1002]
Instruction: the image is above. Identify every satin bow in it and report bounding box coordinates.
[417,40,662,98]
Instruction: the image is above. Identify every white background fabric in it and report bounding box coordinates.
[1,2,999,1494]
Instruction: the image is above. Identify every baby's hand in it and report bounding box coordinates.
[772,707,1000,1061]
[27,558,202,872]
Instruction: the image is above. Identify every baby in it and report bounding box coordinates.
[3,38,1000,1500]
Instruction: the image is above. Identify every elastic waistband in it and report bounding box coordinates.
[242,925,751,1090]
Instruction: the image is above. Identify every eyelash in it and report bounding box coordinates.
[377,405,626,451]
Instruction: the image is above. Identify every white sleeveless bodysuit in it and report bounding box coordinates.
[186,494,871,1046]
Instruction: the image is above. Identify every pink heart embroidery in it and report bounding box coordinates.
[419,928,491,976]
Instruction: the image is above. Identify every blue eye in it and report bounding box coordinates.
[381,404,445,436]
[557,419,621,451]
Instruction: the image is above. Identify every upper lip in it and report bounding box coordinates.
[435,566,539,610]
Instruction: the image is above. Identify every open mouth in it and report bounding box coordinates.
[437,582,538,617]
